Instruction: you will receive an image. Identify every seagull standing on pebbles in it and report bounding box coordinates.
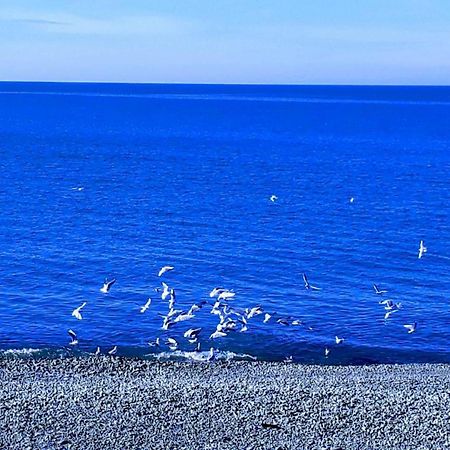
[418,241,427,259]
[68,330,78,346]
[335,336,344,344]
[158,266,174,277]
[404,323,417,334]
[95,347,101,355]
[140,298,152,313]
[72,302,86,320]
[100,278,116,293]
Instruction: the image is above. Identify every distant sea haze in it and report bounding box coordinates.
[0,82,449,364]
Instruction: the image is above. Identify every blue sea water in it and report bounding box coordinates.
[0,82,449,364]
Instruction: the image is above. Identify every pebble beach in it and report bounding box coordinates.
[0,358,449,450]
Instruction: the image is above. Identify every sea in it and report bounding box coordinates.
[0,82,449,364]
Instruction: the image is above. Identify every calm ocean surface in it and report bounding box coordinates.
[0,82,449,363]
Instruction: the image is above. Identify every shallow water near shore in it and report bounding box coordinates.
[0,82,449,364]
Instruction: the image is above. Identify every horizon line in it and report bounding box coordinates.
[0,80,450,88]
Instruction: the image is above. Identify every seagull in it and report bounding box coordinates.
[209,287,226,298]
[158,266,174,277]
[263,313,272,323]
[108,346,117,355]
[184,328,201,343]
[210,329,227,340]
[71,302,86,320]
[140,298,152,313]
[218,290,235,301]
[277,318,290,326]
[284,356,293,363]
[173,311,195,323]
[349,197,355,203]
[246,306,263,319]
[325,347,330,357]
[384,310,398,320]
[95,347,101,355]
[160,282,171,300]
[166,337,178,351]
[68,329,78,346]
[404,323,417,334]
[302,273,321,290]
[188,302,206,315]
[71,186,84,191]
[148,337,160,347]
[207,347,216,362]
[418,240,427,259]
[100,278,116,293]
[335,336,344,345]
[373,284,388,295]
[270,195,278,202]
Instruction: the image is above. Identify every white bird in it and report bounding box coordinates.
[302,273,321,290]
[209,287,226,298]
[166,337,178,351]
[246,306,263,319]
[373,284,388,295]
[72,302,86,320]
[100,278,116,293]
[325,347,330,357]
[68,329,78,346]
[349,197,355,203]
[160,282,171,301]
[404,323,417,334]
[184,328,201,343]
[210,330,227,340]
[284,356,293,363]
[148,337,160,347]
[207,347,216,362]
[291,319,303,326]
[95,347,100,355]
[263,313,272,324]
[158,266,174,277]
[384,310,398,320]
[418,240,427,259]
[335,336,344,345]
[108,346,117,355]
[71,186,84,191]
[270,195,278,202]
[218,290,235,301]
[140,298,152,313]
[173,311,195,323]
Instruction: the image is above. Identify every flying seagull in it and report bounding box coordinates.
[184,328,201,343]
[217,290,235,301]
[384,310,398,320]
[100,278,116,293]
[68,329,78,346]
[418,241,427,259]
[108,346,117,355]
[270,195,278,202]
[166,337,178,351]
[302,273,321,290]
[158,266,174,277]
[148,337,160,347]
[140,298,152,313]
[335,336,344,345]
[263,313,272,324]
[404,323,417,334]
[373,284,388,295]
[71,302,86,320]
[325,347,330,357]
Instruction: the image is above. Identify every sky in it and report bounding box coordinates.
[0,0,450,84]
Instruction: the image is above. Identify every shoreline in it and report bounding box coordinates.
[1,358,449,449]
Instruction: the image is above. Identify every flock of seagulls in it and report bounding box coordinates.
[66,194,426,360]
[67,232,426,360]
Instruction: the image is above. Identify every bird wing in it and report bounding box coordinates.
[106,279,116,288]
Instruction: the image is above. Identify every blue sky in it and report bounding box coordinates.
[0,0,449,84]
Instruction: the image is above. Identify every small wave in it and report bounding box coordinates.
[145,350,257,362]
[1,348,42,357]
